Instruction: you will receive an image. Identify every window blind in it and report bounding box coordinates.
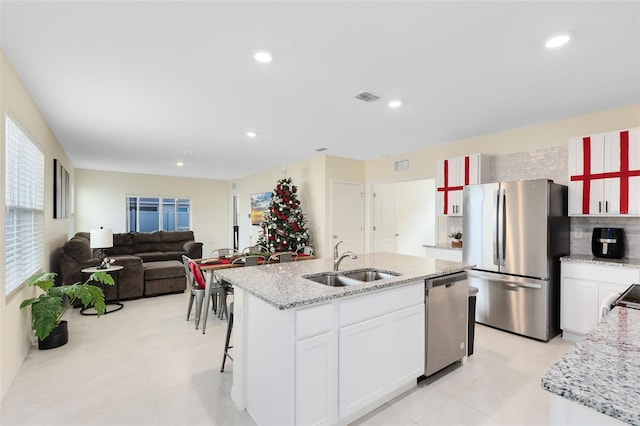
[5,113,45,295]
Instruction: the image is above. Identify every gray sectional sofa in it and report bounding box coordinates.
[59,230,203,301]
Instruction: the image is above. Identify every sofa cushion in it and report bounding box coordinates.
[64,237,92,263]
[109,255,143,267]
[107,233,134,255]
[132,231,162,253]
[160,230,194,242]
[143,260,184,280]
[134,251,167,263]
[162,251,187,261]
[160,230,194,252]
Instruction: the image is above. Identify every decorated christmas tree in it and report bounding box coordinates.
[257,177,311,252]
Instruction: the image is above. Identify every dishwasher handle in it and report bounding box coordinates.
[426,271,467,289]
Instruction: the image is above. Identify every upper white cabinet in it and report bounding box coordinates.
[436,154,490,216]
[568,127,640,216]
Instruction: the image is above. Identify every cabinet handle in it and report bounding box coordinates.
[599,201,602,213]
[606,201,608,213]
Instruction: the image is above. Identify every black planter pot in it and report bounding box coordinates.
[38,320,68,350]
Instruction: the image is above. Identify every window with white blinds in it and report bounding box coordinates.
[5,114,45,295]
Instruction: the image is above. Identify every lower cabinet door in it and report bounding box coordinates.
[338,317,385,418]
[561,277,598,335]
[385,304,425,390]
[295,332,335,426]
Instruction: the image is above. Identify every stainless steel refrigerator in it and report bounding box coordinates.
[462,179,569,341]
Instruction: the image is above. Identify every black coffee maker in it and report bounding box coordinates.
[591,227,625,259]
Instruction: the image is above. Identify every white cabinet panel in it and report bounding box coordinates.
[295,332,336,426]
[338,317,385,418]
[561,277,599,335]
[384,304,425,390]
[436,154,490,216]
[561,262,640,339]
[568,127,640,216]
[424,246,463,262]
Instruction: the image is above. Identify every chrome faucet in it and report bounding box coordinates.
[333,240,357,271]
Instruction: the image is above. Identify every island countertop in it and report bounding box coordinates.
[215,252,472,310]
[542,306,640,425]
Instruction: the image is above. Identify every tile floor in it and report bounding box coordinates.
[1,292,574,426]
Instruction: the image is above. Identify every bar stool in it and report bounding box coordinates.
[220,301,234,372]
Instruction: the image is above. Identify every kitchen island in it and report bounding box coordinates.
[542,306,640,426]
[215,253,471,426]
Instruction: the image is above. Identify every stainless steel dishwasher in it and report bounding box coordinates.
[425,271,469,376]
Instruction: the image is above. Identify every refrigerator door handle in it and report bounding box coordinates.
[493,189,500,266]
[503,281,543,290]
[497,188,506,266]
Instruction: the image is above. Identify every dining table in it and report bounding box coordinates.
[195,253,315,333]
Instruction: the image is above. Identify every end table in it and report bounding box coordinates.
[80,265,124,315]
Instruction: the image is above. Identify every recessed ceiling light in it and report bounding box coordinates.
[246,131,257,138]
[176,161,184,167]
[388,100,402,108]
[254,51,272,63]
[545,34,570,49]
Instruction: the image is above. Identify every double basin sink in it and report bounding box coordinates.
[303,268,401,287]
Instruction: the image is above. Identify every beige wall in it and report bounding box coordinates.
[229,154,364,259]
[0,50,74,399]
[231,155,331,257]
[365,104,640,182]
[75,169,229,255]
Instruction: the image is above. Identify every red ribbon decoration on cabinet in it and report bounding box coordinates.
[570,130,640,214]
[437,156,470,214]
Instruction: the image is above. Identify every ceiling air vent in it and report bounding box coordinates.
[394,160,410,172]
[355,92,380,102]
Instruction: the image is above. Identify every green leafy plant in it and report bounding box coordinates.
[449,231,463,242]
[20,272,114,340]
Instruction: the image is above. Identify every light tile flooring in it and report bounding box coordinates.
[1,292,574,426]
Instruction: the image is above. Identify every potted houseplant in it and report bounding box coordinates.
[449,231,463,248]
[20,271,114,349]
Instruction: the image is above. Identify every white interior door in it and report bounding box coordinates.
[331,182,364,257]
[374,190,397,253]
[371,179,436,256]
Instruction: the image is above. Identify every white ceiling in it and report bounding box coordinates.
[2,1,639,180]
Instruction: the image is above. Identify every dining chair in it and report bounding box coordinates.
[210,248,240,258]
[215,255,267,321]
[268,251,295,263]
[182,255,220,330]
[242,245,268,255]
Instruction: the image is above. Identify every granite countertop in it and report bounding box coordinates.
[542,307,640,425]
[423,243,463,251]
[215,252,472,310]
[561,254,640,269]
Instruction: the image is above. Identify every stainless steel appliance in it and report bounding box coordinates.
[462,179,569,341]
[425,271,468,376]
[614,284,640,310]
[592,227,625,259]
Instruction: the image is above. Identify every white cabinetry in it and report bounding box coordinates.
[295,302,336,426]
[296,332,335,426]
[241,281,425,425]
[339,317,385,417]
[561,262,640,340]
[338,304,424,419]
[436,154,490,216]
[337,283,425,421]
[568,127,640,216]
[424,246,463,262]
